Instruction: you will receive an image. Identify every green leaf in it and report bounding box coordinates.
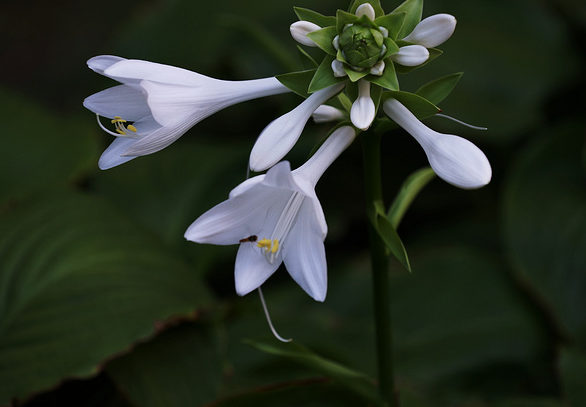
[276,69,316,97]
[380,37,400,60]
[296,45,319,69]
[245,339,380,404]
[375,211,411,271]
[559,347,586,406]
[415,73,463,105]
[0,191,211,405]
[0,86,99,206]
[107,323,223,407]
[382,91,440,118]
[344,65,370,82]
[308,55,348,93]
[336,9,359,34]
[374,12,407,40]
[387,167,436,228]
[293,7,336,28]
[391,0,423,39]
[368,61,399,90]
[348,0,385,18]
[306,26,337,55]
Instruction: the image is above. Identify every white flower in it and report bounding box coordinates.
[390,45,429,66]
[290,21,321,47]
[403,14,457,48]
[185,126,356,301]
[383,99,491,189]
[350,79,375,130]
[249,82,345,172]
[84,55,291,169]
[312,105,346,123]
[355,3,375,20]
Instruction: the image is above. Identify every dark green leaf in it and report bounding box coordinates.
[306,26,337,55]
[336,9,359,34]
[374,12,407,40]
[276,69,316,97]
[368,59,399,90]
[387,167,436,228]
[415,73,463,105]
[308,55,348,93]
[375,212,411,271]
[344,65,370,82]
[381,91,439,118]
[294,7,336,28]
[391,0,423,39]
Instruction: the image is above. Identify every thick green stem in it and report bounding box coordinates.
[362,132,395,407]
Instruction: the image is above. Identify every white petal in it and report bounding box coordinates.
[312,105,346,123]
[331,59,347,77]
[383,99,491,189]
[290,21,321,47]
[83,85,151,120]
[282,201,327,301]
[249,83,345,172]
[104,59,209,86]
[87,55,127,74]
[370,61,385,76]
[403,14,457,48]
[98,137,139,170]
[355,3,375,20]
[390,45,429,66]
[234,244,282,296]
[350,80,375,130]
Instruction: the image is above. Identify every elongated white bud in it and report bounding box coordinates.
[350,79,375,130]
[403,14,457,48]
[312,105,346,123]
[290,21,321,47]
[355,3,375,20]
[390,45,429,66]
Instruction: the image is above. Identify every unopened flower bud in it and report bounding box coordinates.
[290,21,321,47]
[339,24,385,69]
[390,45,429,66]
[403,14,457,48]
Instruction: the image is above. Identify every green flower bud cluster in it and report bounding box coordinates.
[338,19,386,70]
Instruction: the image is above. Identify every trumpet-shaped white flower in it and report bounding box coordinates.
[290,21,321,47]
[403,14,457,48]
[383,99,491,189]
[84,56,291,169]
[185,126,356,301]
[390,45,429,66]
[249,82,345,172]
[350,79,376,130]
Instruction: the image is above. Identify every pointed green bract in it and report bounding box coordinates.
[374,11,407,40]
[387,167,436,228]
[344,65,370,82]
[297,45,319,69]
[294,7,336,28]
[348,0,385,18]
[415,72,463,105]
[382,90,440,118]
[307,26,338,55]
[368,59,399,90]
[380,37,400,60]
[309,55,347,93]
[374,209,411,272]
[392,0,423,39]
[276,69,317,97]
[336,9,359,34]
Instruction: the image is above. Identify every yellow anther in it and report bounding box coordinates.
[116,128,126,135]
[127,124,137,132]
[111,116,126,123]
[257,239,272,252]
[271,239,279,253]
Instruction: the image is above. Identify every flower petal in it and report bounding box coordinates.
[234,244,282,296]
[83,85,151,120]
[290,21,321,47]
[104,59,209,86]
[390,45,429,66]
[350,79,375,130]
[403,14,457,48]
[98,137,139,170]
[87,55,127,74]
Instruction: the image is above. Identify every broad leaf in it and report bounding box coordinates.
[306,26,337,55]
[293,7,336,28]
[392,0,423,39]
[308,55,348,93]
[381,91,439,118]
[415,73,463,105]
[276,69,316,97]
[374,12,407,40]
[368,59,399,90]
[336,10,359,34]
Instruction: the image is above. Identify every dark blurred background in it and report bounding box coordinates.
[0,0,585,406]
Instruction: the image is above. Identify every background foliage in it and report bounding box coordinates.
[0,0,585,405]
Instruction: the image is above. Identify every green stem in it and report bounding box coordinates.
[362,132,395,407]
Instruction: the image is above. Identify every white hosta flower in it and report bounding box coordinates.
[185,126,357,301]
[350,79,375,130]
[355,3,376,20]
[290,21,321,47]
[249,82,345,172]
[390,45,429,66]
[84,55,290,169]
[403,14,457,48]
[312,105,346,123]
[383,99,491,189]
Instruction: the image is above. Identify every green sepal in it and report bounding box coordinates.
[296,45,319,69]
[294,7,336,27]
[336,9,359,34]
[381,90,439,118]
[387,167,436,228]
[307,26,338,55]
[276,69,316,97]
[415,72,463,105]
[380,37,400,60]
[367,201,411,272]
[374,11,406,40]
[348,0,385,18]
[368,59,398,90]
[245,339,381,404]
[391,0,423,39]
[344,65,370,82]
[394,47,443,74]
[308,55,348,93]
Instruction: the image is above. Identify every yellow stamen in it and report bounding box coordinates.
[127,124,137,132]
[271,240,279,253]
[257,238,280,254]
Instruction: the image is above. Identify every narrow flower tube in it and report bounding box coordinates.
[312,105,346,123]
[350,79,376,130]
[390,45,429,66]
[84,56,291,169]
[249,82,345,172]
[290,21,321,47]
[185,126,357,301]
[383,99,491,189]
[402,14,457,48]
